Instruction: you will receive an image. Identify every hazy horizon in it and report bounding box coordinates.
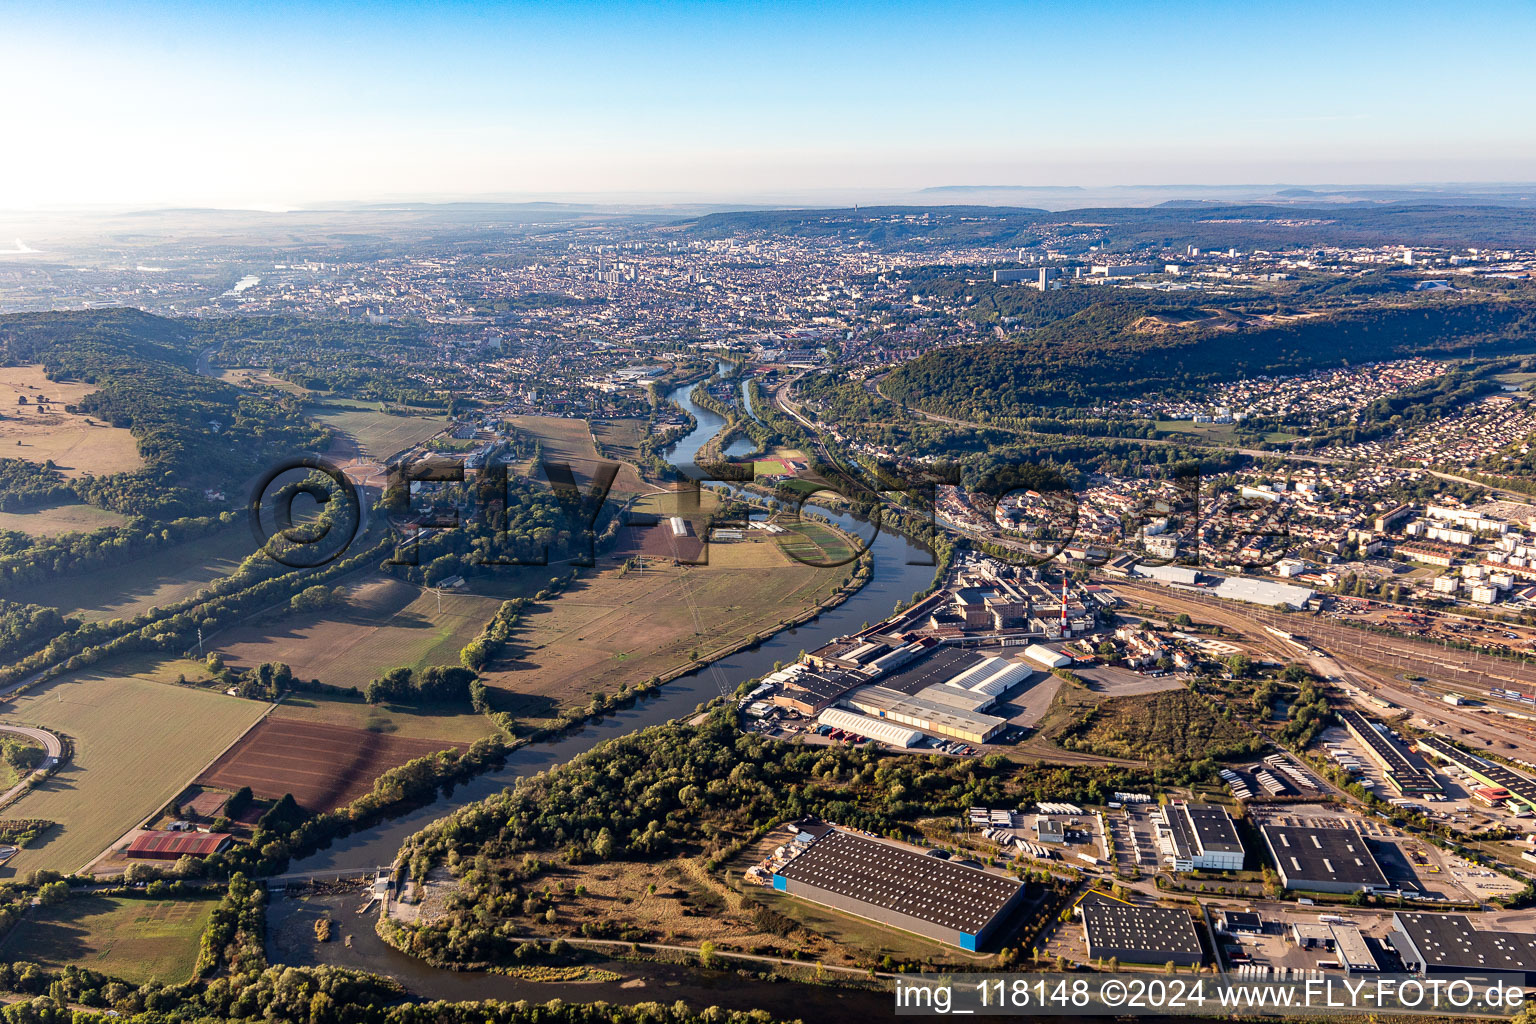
[4,0,1535,211]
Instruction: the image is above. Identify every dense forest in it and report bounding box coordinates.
[0,309,330,517]
[882,293,1536,416]
[199,316,452,406]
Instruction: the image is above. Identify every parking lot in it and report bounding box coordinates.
[1105,803,1162,877]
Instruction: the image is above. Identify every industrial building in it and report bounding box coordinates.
[1079,894,1204,967]
[771,826,1029,951]
[1259,824,1387,894]
[1023,643,1069,669]
[832,647,1033,745]
[1338,709,1442,796]
[816,707,923,748]
[1155,800,1245,871]
[846,686,1008,744]
[1330,922,1380,975]
[1416,734,1536,813]
[1392,913,1536,984]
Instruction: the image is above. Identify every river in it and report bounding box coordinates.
[276,378,937,1016]
[284,378,934,872]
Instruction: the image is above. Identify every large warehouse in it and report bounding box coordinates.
[1260,824,1387,894]
[1338,709,1442,796]
[1079,894,1204,968]
[771,826,1029,950]
[1392,912,1536,984]
[1155,800,1245,871]
[1417,734,1536,813]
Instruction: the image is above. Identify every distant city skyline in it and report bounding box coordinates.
[3,0,1535,210]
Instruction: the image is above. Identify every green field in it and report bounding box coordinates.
[0,501,128,538]
[19,527,261,623]
[775,520,857,566]
[307,403,447,460]
[1154,419,1300,445]
[272,691,495,743]
[213,573,543,690]
[0,895,214,983]
[0,657,268,876]
[510,414,648,495]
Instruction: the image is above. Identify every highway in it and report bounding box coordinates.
[0,724,63,810]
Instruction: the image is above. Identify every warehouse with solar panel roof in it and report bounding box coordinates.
[769,822,1031,950]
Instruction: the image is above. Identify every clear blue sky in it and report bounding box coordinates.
[3,0,1533,208]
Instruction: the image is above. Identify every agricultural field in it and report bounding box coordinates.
[0,895,214,983]
[213,574,538,690]
[306,402,448,460]
[197,717,464,812]
[479,530,850,726]
[19,526,260,623]
[0,501,128,538]
[0,364,144,478]
[0,656,268,877]
[590,417,648,469]
[510,414,649,496]
[270,691,494,744]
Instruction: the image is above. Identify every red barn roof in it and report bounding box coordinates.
[126,831,233,859]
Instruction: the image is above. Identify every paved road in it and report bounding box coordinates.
[0,724,63,809]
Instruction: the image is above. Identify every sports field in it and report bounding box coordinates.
[307,403,447,460]
[19,527,261,622]
[0,895,215,983]
[0,500,127,537]
[0,365,144,478]
[480,531,849,724]
[0,657,268,876]
[197,718,463,811]
[213,575,538,690]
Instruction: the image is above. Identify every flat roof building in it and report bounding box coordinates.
[1393,912,1536,984]
[1417,734,1536,813]
[873,646,985,695]
[845,685,1008,744]
[1157,800,1245,872]
[1080,894,1204,968]
[772,826,1028,951]
[1260,824,1387,894]
[1331,923,1380,975]
[1338,709,1442,796]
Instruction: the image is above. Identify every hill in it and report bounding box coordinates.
[881,294,1536,414]
[679,203,1536,252]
